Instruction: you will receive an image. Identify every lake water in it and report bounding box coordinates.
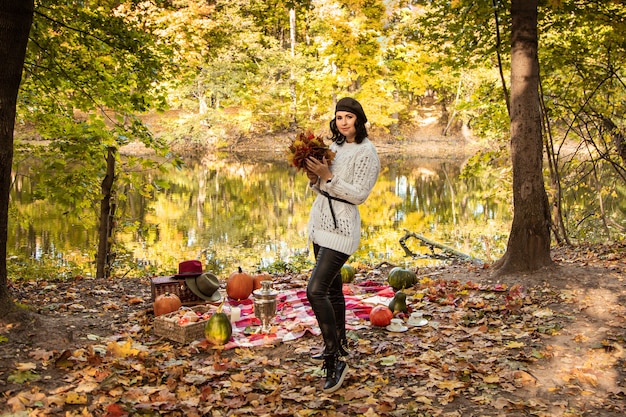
[9,150,513,278]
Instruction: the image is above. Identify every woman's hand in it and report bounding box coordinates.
[305,156,332,182]
[305,168,318,185]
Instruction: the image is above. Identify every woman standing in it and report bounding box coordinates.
[304,97,380,393]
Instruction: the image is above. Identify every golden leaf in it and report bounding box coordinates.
[106,338,141,358]
[482,374,501,383]
[75,381,99,393]
[65,391,88,405]
[414,395,433,405]
[436,379,466,391]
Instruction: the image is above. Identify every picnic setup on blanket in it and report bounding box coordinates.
[150,260,425,348]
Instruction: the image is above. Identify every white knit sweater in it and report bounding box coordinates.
[308,138,380,255]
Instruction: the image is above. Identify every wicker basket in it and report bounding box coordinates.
[153,305,214,344]
[150,276,203,305]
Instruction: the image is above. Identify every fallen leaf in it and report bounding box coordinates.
[364,407,381,416]
[8,370,40,383]
[512,370,537,386]
[106,338,141,358]
[436,379,465,391]
[29,348,55,361]
[565,368,599,387]
[15,362,37,371]
[379,355,397,366]
[6,390,47,411]
[385,386,405,397]
[54,350,74,368]
[492,396,513,409]
[65,391,88,404]
[482,374,501,383]
[105,403,129,417]
[414,395,433,405]
[74,381,99,393]
[344,387,371,401]
[533,308,554,318]
[127,297,144,305]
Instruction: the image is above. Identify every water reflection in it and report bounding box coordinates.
[9,153,513,277]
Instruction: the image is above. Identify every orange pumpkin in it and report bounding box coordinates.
[226,267,254,300]
[154,292,182,316]
[252,272,272,290]
[369,305,393,327]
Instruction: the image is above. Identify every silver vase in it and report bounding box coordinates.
[253,280,278,333]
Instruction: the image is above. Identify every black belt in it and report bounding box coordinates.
[321,190,354,228]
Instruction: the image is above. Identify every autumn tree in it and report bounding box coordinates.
[492,0,552,274]
[412,0,554,273]
[5,0,625,285]
[0,0,34,316]
[18,1,177,279]
[538,2,626,241]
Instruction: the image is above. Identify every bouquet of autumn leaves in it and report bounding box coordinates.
[286,130,335,171]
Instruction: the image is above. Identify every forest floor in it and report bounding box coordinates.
[1,243,626,417]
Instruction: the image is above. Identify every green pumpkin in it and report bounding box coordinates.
[389,291,408,315]
[204,309,233,346]
[341,264,356,283]
[387,267,417,291]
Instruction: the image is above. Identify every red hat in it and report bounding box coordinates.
[174,260,203,278]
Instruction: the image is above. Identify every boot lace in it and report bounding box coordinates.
[322,355,337,379]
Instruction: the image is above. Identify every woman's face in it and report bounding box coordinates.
[335,111,357,142]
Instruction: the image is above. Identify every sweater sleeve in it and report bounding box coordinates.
[309,180,321,194]
[322,144,380,205]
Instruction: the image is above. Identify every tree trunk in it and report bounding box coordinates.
[0,0,34,316]
[96,147,117,279]
[493,0,553,275]
[289,8,297,126]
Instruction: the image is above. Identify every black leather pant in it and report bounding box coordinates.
[306,244,350,355]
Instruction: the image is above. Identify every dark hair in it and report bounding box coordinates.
[329,117,368,145]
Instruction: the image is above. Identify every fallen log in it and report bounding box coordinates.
[399,230,484,265]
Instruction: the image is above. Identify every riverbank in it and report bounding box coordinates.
[118,104,486,163]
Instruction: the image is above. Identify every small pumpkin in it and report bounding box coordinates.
[252,272,272,291]
[369,305,393,327]
[389,291,408,315]
[204,304,233,346]
[387,267,417,291]
[340,264,356,283]
[226,267,254,300]
[153,292,182,316]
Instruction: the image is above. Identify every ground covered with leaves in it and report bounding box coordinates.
[1,243,625,417]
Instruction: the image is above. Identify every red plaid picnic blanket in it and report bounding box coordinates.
[218,282,394,349]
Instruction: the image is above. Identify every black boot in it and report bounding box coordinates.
[311,342,348,363]
[322,353,348,393]
[312,330,349,362]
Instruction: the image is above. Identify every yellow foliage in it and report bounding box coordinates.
[65,391,89,405]
[106,338,141,358]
